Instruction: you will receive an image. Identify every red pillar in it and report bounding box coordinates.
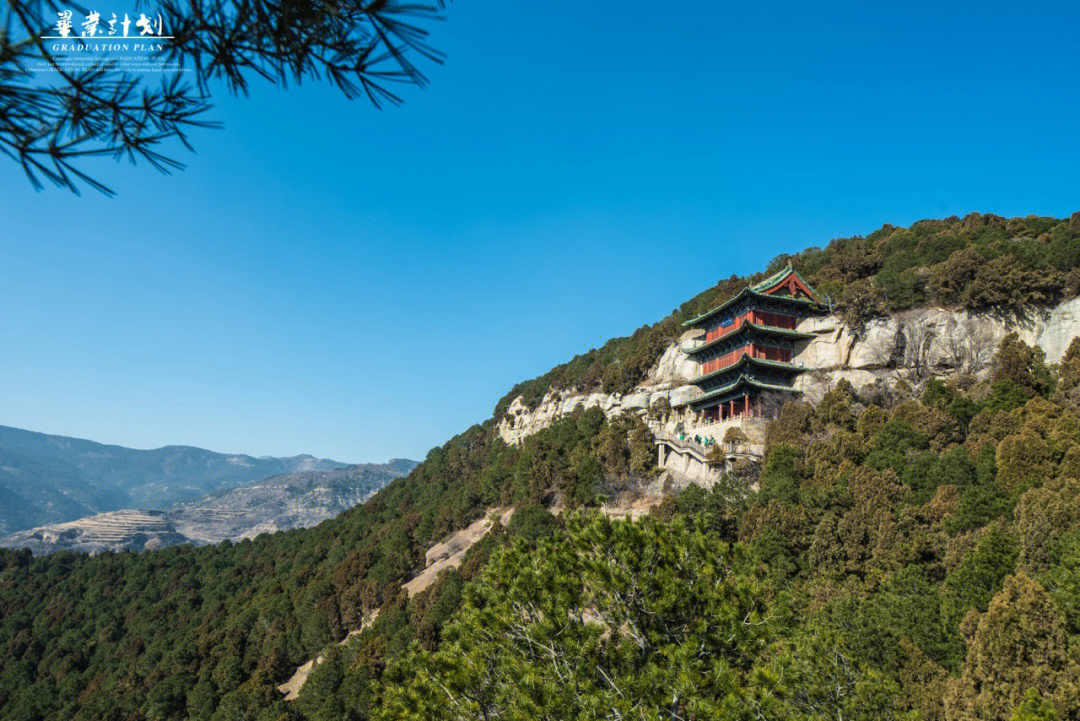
[744,394,750,416]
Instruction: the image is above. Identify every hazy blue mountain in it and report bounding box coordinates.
[0,425,351,534]
[0,459,418,554]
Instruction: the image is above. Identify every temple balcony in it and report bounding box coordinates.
[647,415,768,485]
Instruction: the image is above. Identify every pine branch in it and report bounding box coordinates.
[0,0,450,194]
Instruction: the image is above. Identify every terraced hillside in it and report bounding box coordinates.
[168,460,419,544]
[0,510,188,554]
[0,460,417,553]
[0,425,350,534]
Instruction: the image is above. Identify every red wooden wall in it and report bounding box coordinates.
[700,344,791,375]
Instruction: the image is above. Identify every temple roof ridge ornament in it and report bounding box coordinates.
[682,265,826,328]
[748,261,818,296]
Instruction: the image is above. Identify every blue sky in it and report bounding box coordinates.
[2,0,1079,463]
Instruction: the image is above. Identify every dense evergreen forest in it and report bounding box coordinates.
[3,214,1080,720]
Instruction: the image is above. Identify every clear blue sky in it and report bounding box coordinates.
[2,1,1079,463]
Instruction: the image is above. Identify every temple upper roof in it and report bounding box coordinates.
[682,265,825,329]
[749,264,821,299]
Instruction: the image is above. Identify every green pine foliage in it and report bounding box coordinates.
[373,336,1080,720]
[2,336,1080,720]
[0,409,655,721]
[498,212,1080,416]
[376,334,1080,721]
[380,514,789,720]
[5,215,1080,719]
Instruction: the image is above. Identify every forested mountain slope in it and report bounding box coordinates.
[3,214,1080,721]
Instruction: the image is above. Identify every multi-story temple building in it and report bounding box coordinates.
[680,265,827,423]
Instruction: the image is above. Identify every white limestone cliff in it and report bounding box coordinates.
[497,336,701,446]
[497,297,1080,445]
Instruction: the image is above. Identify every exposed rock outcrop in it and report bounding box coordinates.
[792,298,1080,403]
[497,298,1080,445]
[277,610,380,701]
[401,508,514,597]
[498,337,702,446]
[281,508,514,702]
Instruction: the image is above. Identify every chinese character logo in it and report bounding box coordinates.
[55,10,73,37]
[135,13,162,36]
[46,9,168,40]
[81,11,100,37]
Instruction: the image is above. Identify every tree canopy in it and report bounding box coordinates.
[4,261,1080,720]
[1,0,450,194]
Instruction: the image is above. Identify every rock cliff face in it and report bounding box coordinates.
[497,341,701,446]
[791,298,1080,402]
[497,297,1080,445]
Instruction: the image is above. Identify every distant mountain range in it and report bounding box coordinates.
[0,424,357,535]
[169,460,418,544]
[0,459,418,554]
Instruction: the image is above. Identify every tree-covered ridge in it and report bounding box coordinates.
[4,331,1072,720]
[497,212,1080,414]
[367,335,1080,721]
[0,412,654,721]
[3,217,1080,720]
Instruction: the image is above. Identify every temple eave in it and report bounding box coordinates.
[688,379,802,410]
[689,355,805,385]
[682,323,816,356]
